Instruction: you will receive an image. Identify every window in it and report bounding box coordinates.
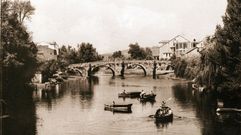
[183,43,187,48]
[54,50,57,55]
[193,43,196,47]
[179,43,182,49]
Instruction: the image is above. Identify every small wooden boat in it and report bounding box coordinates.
[140,94,156,101]
[216,108,241,113]
[118,92,141,98]
[154,107,173,122]
[0,99,9,119]
[104,104,132,113]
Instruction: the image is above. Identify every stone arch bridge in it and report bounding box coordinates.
[67,60,174,78]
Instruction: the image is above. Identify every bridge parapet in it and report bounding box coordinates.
[68,60,173,77]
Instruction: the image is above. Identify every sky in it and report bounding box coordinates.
[27,0,227,54]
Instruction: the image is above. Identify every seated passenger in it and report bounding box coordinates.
[140,90,146,98]
[151,91,155,95]
[155,108,161,117]
[160,101,168,114]
[161,101,166,108]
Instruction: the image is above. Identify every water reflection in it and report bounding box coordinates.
[140,100,156,107]
[32,77,98,111]
[3,86,36,135]
[5,76,238,135]
[172,83,193,108]
[172,82,241,135]
[155,120,173,129]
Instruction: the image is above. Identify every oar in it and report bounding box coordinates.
[148,114,155,118]
[173,114,182,119]
[165,97,172,102]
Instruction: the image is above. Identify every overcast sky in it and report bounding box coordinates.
[27,0,227,54]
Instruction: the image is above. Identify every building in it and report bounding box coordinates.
[184,40,204,58]
[158,35,198,59]
[159,39,174,60]
[37,42,59,61]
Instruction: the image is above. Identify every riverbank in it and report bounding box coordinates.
[33,75,85,90]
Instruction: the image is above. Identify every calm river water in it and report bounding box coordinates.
[3,75,241,135]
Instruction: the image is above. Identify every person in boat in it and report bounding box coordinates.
[113,101,115,105]
[151,91,155,96]
[160,101,168,115]
[161,101,166,108]
[122,90,126,94]
[154,102,166,117]
[140,90,146,98]
[155,108,161,117]
[155,101,170,117]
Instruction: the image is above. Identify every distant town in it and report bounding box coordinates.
[36,35,204,62]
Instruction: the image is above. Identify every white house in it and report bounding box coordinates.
[36,42,59,61]
[159,35,198,59]
[159,40,174,60]
[184,40,204,58]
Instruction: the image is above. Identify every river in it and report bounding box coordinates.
[3,75,241,135]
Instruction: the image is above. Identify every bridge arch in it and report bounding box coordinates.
[66,67,84,76]
[91,65,115,77]
[128,63,147,76]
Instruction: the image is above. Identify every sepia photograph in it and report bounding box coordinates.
[1,0,241,135]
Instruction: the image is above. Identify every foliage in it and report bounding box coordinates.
[38,60,59,82]
[77,43,103,62]
[195,0,241,101]
[1,0,38,87]
[58,45,79,64]
[145,47,153,60]
[128,43,153,60]
[214,0,241,90]
[171,55,201,80]
[112,50,124,59]
[12,0,35,23]
[172,58,187,78]
[57,43,103,65]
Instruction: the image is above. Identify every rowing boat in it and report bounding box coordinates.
[104,104,132,113]
[154,107,173,122]
[118,92,141,98]
[140,94,156,101]
[216,108,241,113]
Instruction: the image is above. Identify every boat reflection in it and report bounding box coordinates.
[155,120,173,129]
[140,99,156,106]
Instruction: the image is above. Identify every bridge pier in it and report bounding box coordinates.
[120,61,125,79]
[88,64,92,77]
[153,61,157,79]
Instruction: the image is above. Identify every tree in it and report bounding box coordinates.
[39,60,58,82]
[112,50,124,59]
[194,0,241,105]
[12,0,35,23]
[145,47,153,60]
[1,0,38,88]
[65,46,79,64]
[128,43,147,60]
[213,0,241,102]
[77,43,103,62]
